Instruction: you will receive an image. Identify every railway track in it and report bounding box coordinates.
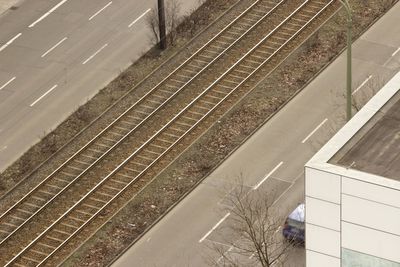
[0,0,337,265]
[0,0,283,246]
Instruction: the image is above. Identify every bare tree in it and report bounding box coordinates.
[206,181,293,267]
[146,0,182,48]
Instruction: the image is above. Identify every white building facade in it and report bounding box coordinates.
[305,72,400,267]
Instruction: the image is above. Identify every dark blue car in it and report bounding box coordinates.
[282,203,305,243]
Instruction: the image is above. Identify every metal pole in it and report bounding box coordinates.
[339,0,352,121]
[158,0,167,50]
[346,15,352,121]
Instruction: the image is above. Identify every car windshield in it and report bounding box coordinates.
[288,203,304,222]
[287,218,305,230]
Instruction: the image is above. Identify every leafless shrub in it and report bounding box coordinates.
[206,179,292,267]
[146,0,182,46]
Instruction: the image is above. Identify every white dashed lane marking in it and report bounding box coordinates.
[41,37,68,58]
[253,161,284,190]
[89,2,112,21]
[0,33,22,52]
[29,0,68,28]
[128,8,151,28]
[0,77,16,90]
[301,118,328,144]
[352,75,372,95]
[82,44,108,65]
[199,212,230,243]
[30,84,58,107]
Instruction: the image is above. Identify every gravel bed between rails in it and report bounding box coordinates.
[59,0,398,266]
[0,0,243,207]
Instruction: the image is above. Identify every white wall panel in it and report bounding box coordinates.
[342,222,400,263]
[342,194,400,236]
[306,196,340,231]
[306,223,340,257]
[342,177,400,208]
[306,250,340,267]
[305,168,341,204]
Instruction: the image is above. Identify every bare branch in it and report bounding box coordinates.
[146,0,182,47]
[205,177,291,266]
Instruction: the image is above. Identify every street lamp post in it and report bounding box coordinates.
[158,0,167,50]
[339,0,353,121]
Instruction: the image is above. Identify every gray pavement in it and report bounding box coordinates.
[0,0,201,171]
[0,0,21,16]
[112,2,400,267]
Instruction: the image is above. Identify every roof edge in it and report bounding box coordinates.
[306,71,400,189]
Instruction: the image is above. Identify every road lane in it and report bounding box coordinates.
[112,2,400,266]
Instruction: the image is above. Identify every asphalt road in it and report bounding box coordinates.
[0,0,200,171]
[112,2,400,267]
[0,0,19,15]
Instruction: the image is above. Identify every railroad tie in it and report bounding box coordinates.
[9,215,24,221]
[61,171,77,177]
[31,195,46,202]
[124,166,141,173]
[37,242,57,250]
[46,235,64,243]
[24,202,41,209]
[75,209,93,217]
[110,179,127,186]
[16,208,33,215]
[89,197,107,204]
[73,159,91,165]
[82,203,101,210]
[60,222,78,230]
[21,256,41,264]
[2,221,17,228]
[53,228,71,236]
[30,249,49,257]
[69,215,86,223]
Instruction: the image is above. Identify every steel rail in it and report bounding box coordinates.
[0,0,247,204]
[0,0,273,222]
[5,0,334,265]
[0,0,284,246]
